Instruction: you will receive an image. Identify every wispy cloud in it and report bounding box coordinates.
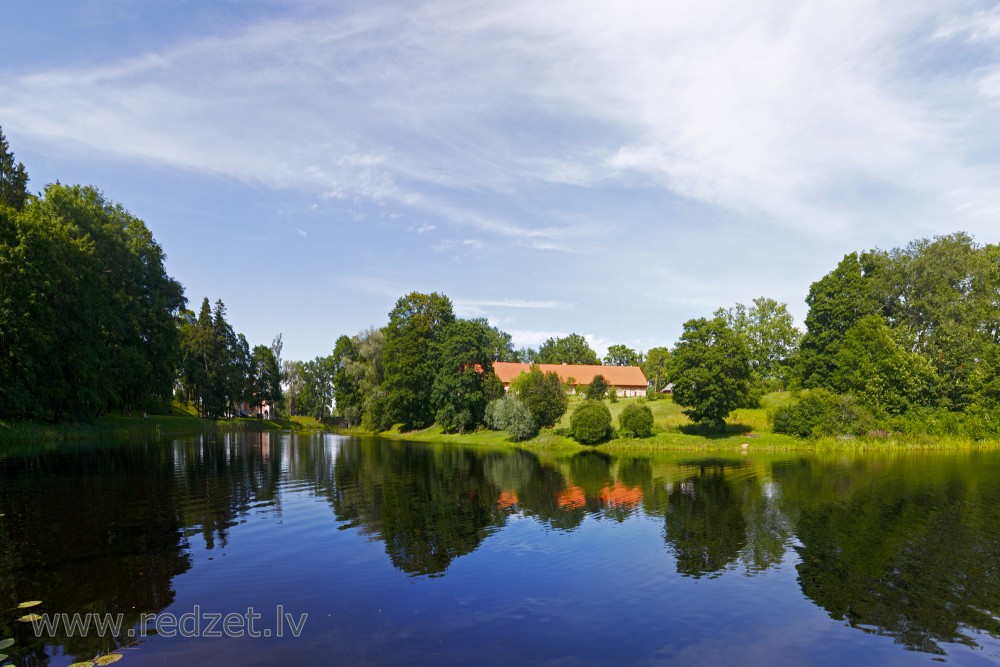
[5,0,1000,361]
[5,0,999,246]
[933,6,1000,43]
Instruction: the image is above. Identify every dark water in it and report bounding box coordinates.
[2,434,1000,666]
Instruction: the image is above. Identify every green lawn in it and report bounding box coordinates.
[380,392,1000,451]
[383,393,803,452]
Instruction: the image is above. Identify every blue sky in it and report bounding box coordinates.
[3,0,1000,362]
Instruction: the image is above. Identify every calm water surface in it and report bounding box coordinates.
[1,433,1000,666]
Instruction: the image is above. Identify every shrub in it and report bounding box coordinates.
[485,395,538,441]
[435,405,474,434]
[889,405,1000,440]
[619,401,653,438]
[771,389,874,438]
[570,400,613,445]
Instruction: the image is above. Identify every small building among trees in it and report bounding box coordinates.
[493,362,648,397]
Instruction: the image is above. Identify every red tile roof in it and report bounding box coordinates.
[493,362,647,387]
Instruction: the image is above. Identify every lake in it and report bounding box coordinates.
[1,433,999,666]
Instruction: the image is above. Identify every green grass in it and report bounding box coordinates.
[378,394,799,453]
[378,392,1000,452]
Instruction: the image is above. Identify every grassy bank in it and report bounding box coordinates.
[376,394,798,453]
[7,395,1000,451]
[0,403,332,445]
[377,393,1000,452]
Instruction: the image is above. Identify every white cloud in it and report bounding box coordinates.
[934,6,1000,43]
[3,0,1000,248]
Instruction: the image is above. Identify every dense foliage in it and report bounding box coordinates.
[585,374,609,400]
[641,347,671,395]
[771,389,874,438]
[484,394,538,441]
[325,294,506,432]
[669,317,754,427]
[382,292,456,430]
[537,333,600,365]
[618,401,654,438]
[509,366,569,428]
[431,319,501,433]
[782,233,1000,436]
[603,344,642,367]
[1,183,185,419]
[177,298,283,418]
[570,400,613,444]
[715,297,800,390]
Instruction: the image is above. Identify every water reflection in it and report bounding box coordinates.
[664,463,748,578]
[331,440,508,576]
[0,442,192,664]
[779,456,1000,654]
[1,435,999,663]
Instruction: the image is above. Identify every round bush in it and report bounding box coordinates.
[570,400,613,445]
[618,401,653,438]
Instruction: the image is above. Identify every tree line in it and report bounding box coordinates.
[299,290,679,433]
[5,124,1000,439]
[0,128,281,420]
[668,233,1000,438]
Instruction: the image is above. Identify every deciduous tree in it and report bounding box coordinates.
[585,374,609,400]
[716,297,801,386]
[641,347,671,394]
[537,333,599,365]
[1,184,185,419]
[382,292,455,430]
[669,317,753,427]
[431,319,496,433]
[831,315,939,416]
[603,344,642,367]
[509,365,568,428]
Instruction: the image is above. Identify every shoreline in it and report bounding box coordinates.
[4,402,1000,452]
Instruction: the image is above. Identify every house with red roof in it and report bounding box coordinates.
[493,362,648,397]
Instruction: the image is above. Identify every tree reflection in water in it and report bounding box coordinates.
[5,435,998,661]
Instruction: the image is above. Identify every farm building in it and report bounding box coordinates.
[493,362,648,397]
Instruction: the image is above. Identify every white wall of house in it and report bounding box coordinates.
[502,384,646,397]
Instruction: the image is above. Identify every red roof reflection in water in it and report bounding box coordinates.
[599,482,643,508]
[556,485,586,510]
[496,490,519,509]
